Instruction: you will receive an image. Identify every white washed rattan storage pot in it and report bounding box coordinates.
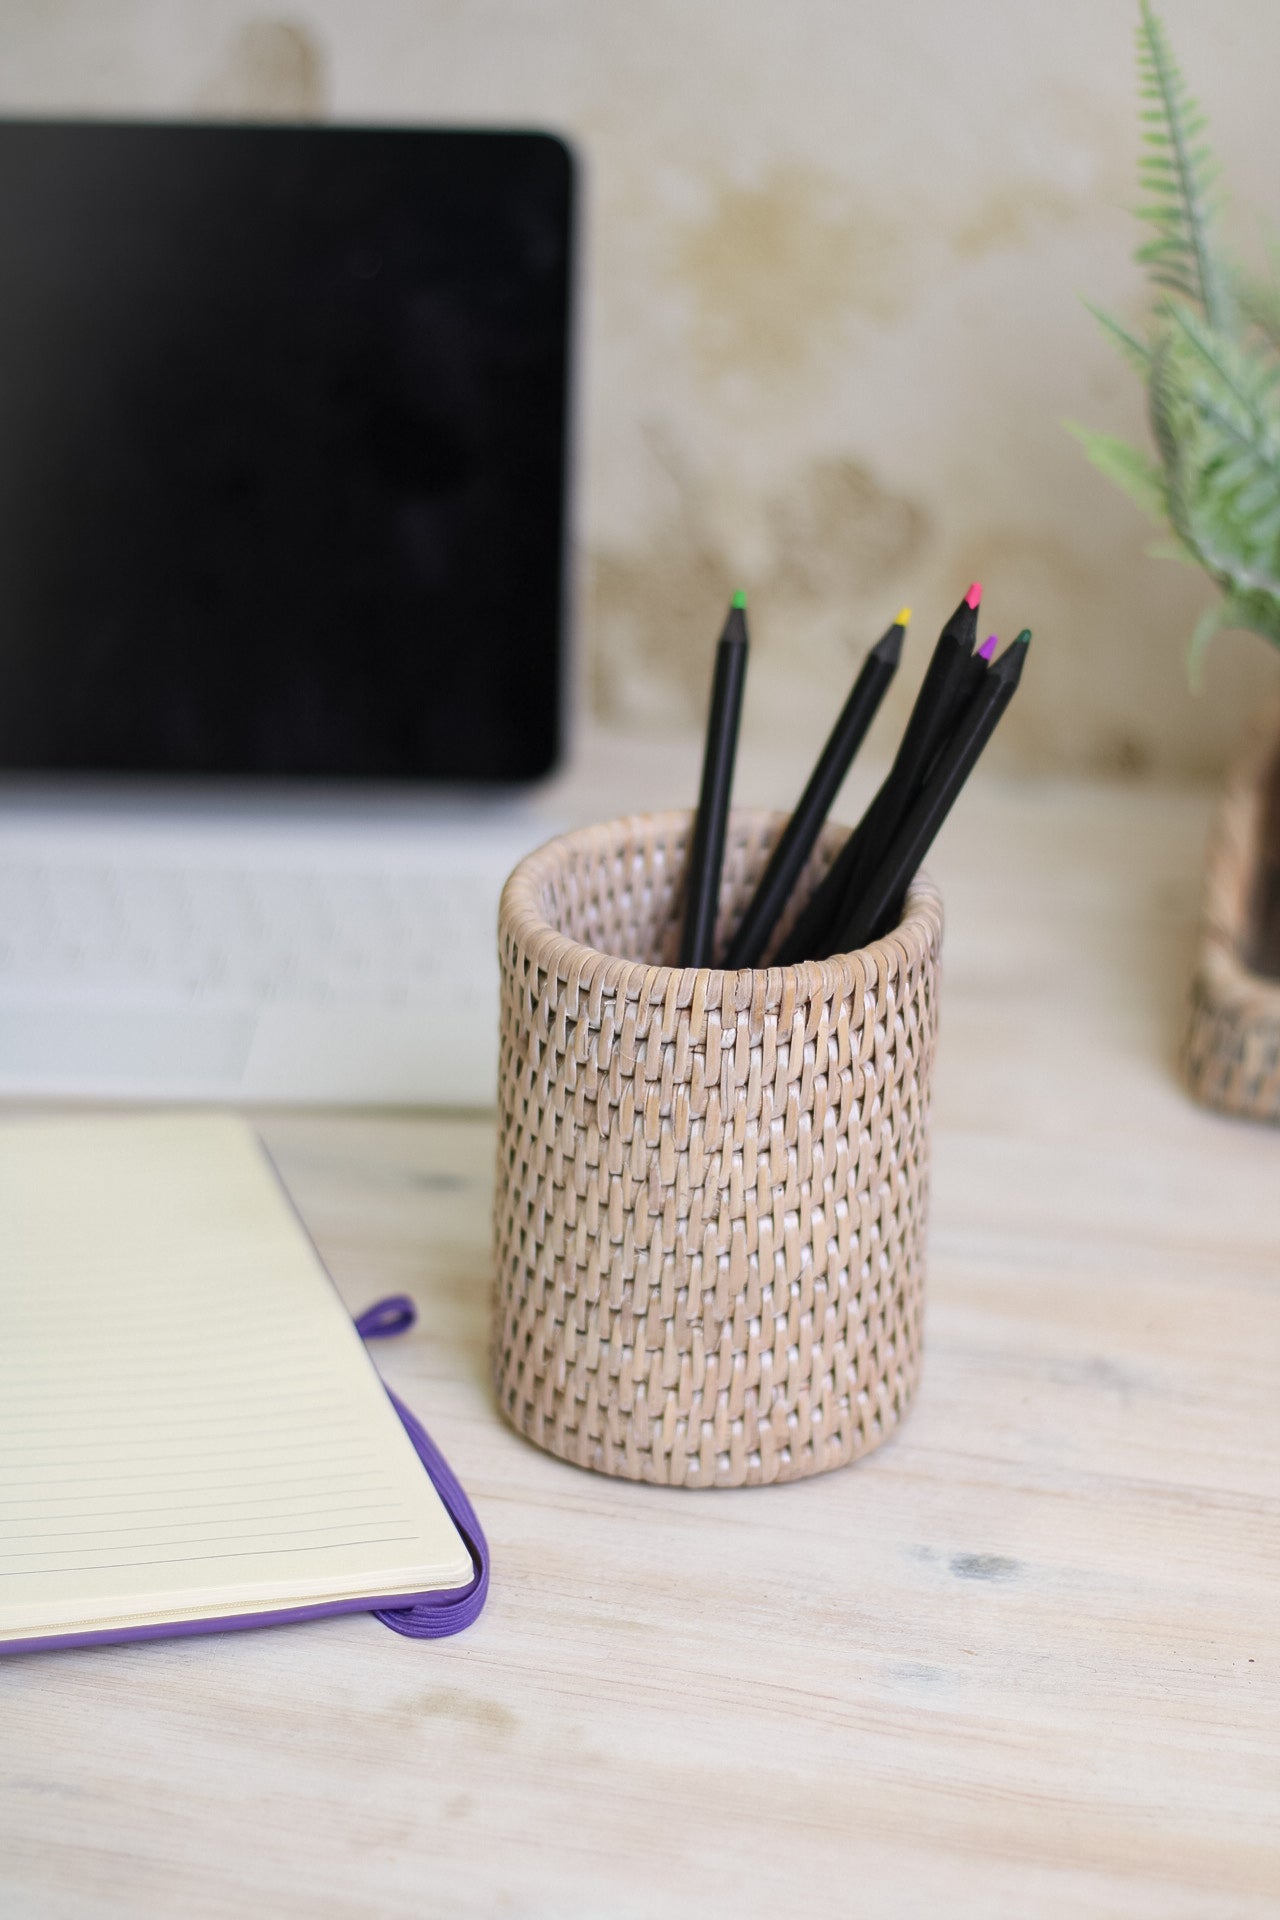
[492,809,944,1488]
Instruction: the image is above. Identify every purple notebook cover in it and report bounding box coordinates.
[0,1295,489,1657]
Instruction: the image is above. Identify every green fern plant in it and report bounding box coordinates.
[1073,0,1280,672]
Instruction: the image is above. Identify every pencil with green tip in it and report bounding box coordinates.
[723,609,909,968]
[679,591,750,966]
[831,630,1031,955]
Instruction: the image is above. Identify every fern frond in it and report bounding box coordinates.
[1073,7,1280,668]
[1187,600,1224,687]
[1147,537,1201,566]
[1236,272,1280,354]
[1066,425,1166,524]
[1145,326,1280,640]
[1086,303,1151,373]
[1189,592,1280,685]
[1147,329,1190,503]
[1166,304,1280,467]
[1135,0,1232,331]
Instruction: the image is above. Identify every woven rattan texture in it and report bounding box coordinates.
[492,810,944,1487]
[1184,719,1280,1124]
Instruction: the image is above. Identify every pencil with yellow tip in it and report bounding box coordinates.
[724,608,909,968]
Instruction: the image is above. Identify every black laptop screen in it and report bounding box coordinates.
[0,121,572,782]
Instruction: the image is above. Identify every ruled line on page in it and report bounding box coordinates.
[0,1436,378,1466]
[0,1468,390,1506]
[0,1357,334,1388]
[4,1534,422,1579]
[4,1303,314,1335]
[1,1464,389,1490]
[0,1519,419,1566]
[0,1412,366,1440]
[0,1490,403,1522]
[0,1504,404,1543]
[0,1385,344,1415]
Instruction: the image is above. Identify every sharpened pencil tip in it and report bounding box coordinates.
[895,606,911,627]
[874,615,907,662]
[965,581,982,609]
[978,634,998,661]
[992,630,1031,682]
[731,589,747,610]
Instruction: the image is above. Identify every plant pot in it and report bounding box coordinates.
[1183,708,1280,1122]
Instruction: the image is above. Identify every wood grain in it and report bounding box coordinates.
[1,763,1277,1919]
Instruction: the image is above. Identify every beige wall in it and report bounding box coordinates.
[4,0,1279,776]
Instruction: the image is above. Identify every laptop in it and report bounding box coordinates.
[0,120,575,1105]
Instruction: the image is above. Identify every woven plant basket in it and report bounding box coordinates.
[492,808,943,1489]
[1183,713,1280,1122]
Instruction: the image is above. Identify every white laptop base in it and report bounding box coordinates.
[0,794,552,1106]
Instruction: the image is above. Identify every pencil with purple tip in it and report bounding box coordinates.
[832,630,1031,954]
[938,631,998,761]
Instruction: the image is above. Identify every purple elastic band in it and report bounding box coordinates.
[355,1294,418,1339]
[355,1297,490,1639]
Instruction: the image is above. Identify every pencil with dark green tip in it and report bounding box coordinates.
[830,630,1031,955]
[723,609,909,968]
[679,591,750,966]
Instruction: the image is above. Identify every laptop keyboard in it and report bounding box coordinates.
[0,856,502,1008]
[0,799,553,1099]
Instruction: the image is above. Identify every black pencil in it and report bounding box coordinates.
[820,581,982,939]
[776,584,982,963]
[723,610,908,968]
[831,630,1030,954]
[679,592,750,966]
[948,629,998,743]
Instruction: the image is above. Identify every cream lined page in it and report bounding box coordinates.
[0,1114,471,1642]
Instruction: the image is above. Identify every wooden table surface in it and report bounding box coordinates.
[2,767,1278,1918]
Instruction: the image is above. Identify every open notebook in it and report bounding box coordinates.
[0,1114,479,1653]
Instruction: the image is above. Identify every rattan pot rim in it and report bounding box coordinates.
[498,806,944,994]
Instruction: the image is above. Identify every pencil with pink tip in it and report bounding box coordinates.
[776,583,983,962]
[834,631,1031,953]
